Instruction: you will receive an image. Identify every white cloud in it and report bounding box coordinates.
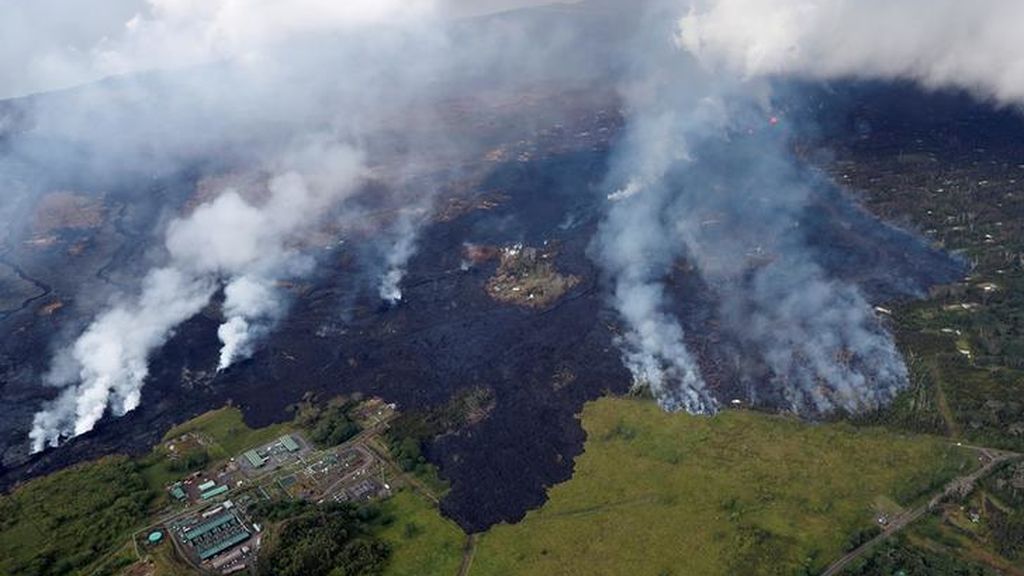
[678,0,1024,105]
[0,0,571,99]
[94,0,439,77]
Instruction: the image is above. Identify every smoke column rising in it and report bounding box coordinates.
[664,0,1024,410]
[217,276,280,371]
[595,106,721,413]
[30,142,365,452]
[16,0,619,454]
[31,267,216,451]
[378,212,427,305]
[666,123,910,413]
[22,0,1014,453]
[595,0,916,414]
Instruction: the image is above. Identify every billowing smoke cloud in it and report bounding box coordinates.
[595,99,723,413]
[661,121,910,413]
[30,141,365,452]
[217,276,279,371]
[18,0,610,454]
[595,1,914,414]
[678,0,1024,106]
[20,0,998,454]
[0,0,437,99]
[378,212,426,305]
[0,0,580,100]
[93,0,438,79]
[727,257,908,413]
[663,0,1024,410]
[32,267,215,449]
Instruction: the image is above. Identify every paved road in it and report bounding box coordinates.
[819,446,1022,576]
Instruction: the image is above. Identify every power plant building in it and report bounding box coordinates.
[200,485,229,500]
[180,511,251,562]
[279,434,300,452]
[244,449,266,468]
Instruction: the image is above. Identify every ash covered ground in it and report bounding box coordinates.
[0,76,983,531]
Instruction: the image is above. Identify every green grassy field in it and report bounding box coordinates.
[136,406,292,497]
[0,397,986,576]
[471,397,975,576]
[162,406,293,458]
[90,542,138,576]
[377,489,466,576]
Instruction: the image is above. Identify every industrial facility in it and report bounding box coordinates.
[170,500,256,571]
[240,433,308,475]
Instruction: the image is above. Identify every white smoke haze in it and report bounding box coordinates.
[379,268,408,305]
[378,214,425,305]
[678,0,1024,107]
[592,21,732,412]
[217,276,279,371]
[598,159,717,411]
[92,0,441,83]
[30,141,366,451]
[0,0,439,99]
[16,0,621,454]
[597,134,716,411]
[660,111,912,413]
[0,0,576,100]
[594,0,921,415]
[21,0,1015,456]
[30,267,216,452]
[736,260,909,413]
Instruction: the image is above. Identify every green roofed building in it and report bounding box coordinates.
[180,510,251,561]
[201,485,229,500]
[183,513,236,542]
[244,449,266,468]
[280,434,300,452]
[198,530,250,560]
[148,531,163,544]
[170,484,186,501]
[197,480,216,492]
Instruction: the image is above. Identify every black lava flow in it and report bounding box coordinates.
[0,83,994,532]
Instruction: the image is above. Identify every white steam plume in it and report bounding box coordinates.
[0,0,567,100]
[731,258,908,413]
[666,0,1003,411]
[594,81,725,413]
[378,214,423,305]
[678,0,1024,106]
[217,276,279,371]
[30,141,364,452]
[597,1,918,415]
[29,267,216,452]
[19,0,614,455]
